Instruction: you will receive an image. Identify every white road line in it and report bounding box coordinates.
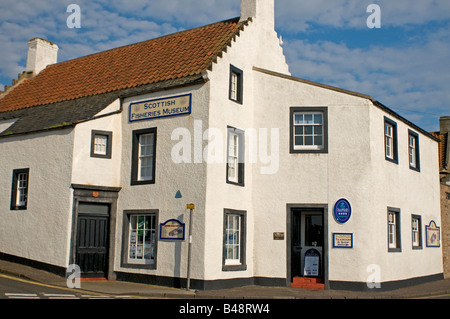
[42,293,79,299]
[5,293,40,299]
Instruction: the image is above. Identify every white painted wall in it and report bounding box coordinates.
[71,99,122,187]
[0,130,75,268]
[114,83,210,281]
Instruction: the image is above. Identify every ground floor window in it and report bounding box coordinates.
[121,210,158,269]
[411,214,423,249]
[388,207,401,252]
[222,209,247,271]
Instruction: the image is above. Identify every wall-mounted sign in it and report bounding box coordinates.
[129,94,192,122]
[334,198,352,224]
[332,233,353,248]
[426,220,440,247]
[273,232,285,240]
[160,219,185,241]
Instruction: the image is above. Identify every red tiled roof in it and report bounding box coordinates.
[0,17,246,113]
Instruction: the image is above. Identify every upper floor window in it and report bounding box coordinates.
[131,128,157,185]
[11,168,29,210]
[226,127,245,186]
[408,130,420,172]
[229,65,243,104]
[290,107,328,153]
[91,130,112,159]
[384,117,398,164]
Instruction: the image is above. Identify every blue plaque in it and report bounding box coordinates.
[334,198,351,224]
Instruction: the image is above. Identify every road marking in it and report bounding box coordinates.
[5,293,40,299]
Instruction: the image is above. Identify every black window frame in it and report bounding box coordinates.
[222,209,247,271]
[131,127,157,186]
[408,130,420,172]
[90,130,113,159]
[384,117,398,164]
[387,207,402,253]
[226,126,245,187]
[290,107,328,154]
[229,65,243,104]
[411,214,423,250]
[120,209,159,270]
[11,168,30,210]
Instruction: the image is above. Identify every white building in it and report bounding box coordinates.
[0,0,443,291]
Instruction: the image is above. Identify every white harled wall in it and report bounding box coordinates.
[0,130,75,268]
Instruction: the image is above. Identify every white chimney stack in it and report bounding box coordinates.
[240,0,275,30]
[26,38,59,75]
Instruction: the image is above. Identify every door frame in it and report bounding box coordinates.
[70,184,121,280]
[286,204,329,288]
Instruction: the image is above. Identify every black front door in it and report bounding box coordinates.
[76,203,110,278]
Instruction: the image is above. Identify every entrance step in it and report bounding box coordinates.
[291,277,324,290]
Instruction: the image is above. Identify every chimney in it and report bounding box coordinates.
[240,0,275,30]
[26,38,58,75]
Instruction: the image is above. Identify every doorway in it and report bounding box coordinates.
[75,203,110,278]
[288,206,326,284]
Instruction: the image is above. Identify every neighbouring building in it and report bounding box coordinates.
[0,0,443,291]
[432,117,450,278]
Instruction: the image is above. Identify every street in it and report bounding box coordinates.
[0,273,136,299]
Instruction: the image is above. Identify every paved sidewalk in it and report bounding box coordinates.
[1,259,450,299]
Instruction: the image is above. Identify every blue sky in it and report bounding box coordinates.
[0,0,448,131]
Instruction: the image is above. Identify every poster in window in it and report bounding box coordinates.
[160,219,185,240]
[426,220,440,247]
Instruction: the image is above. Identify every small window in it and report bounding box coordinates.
[388,208,401,252]
[121,210,158,270]
[223,209,247,271]
[91,130,112,159]
[226,127,245,186]
[11,168,29,210]
[384,117,398,164]
[229,65,243,104]
[411,215,422,249]
[131,128,157,185]
[408,130,420,172]
[290,107,328,153]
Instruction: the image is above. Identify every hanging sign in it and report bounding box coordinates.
[426,220,440,247]
[334,198,352,224]
[160,219,185,241]
[129,93,192,122]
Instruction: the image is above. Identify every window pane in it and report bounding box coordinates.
[304,114,313,124]
[295,136,304,146]
[314,126,322,135]
[295,126,303,135]
[305,125,313,135]
[314,114,322,124]
[305,136,313,145]
[315,136,323,146]
[294,114,303,125]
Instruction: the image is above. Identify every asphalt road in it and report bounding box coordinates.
[0,273,134,299]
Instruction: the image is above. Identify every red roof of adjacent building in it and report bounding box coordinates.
[0,17,246,113]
